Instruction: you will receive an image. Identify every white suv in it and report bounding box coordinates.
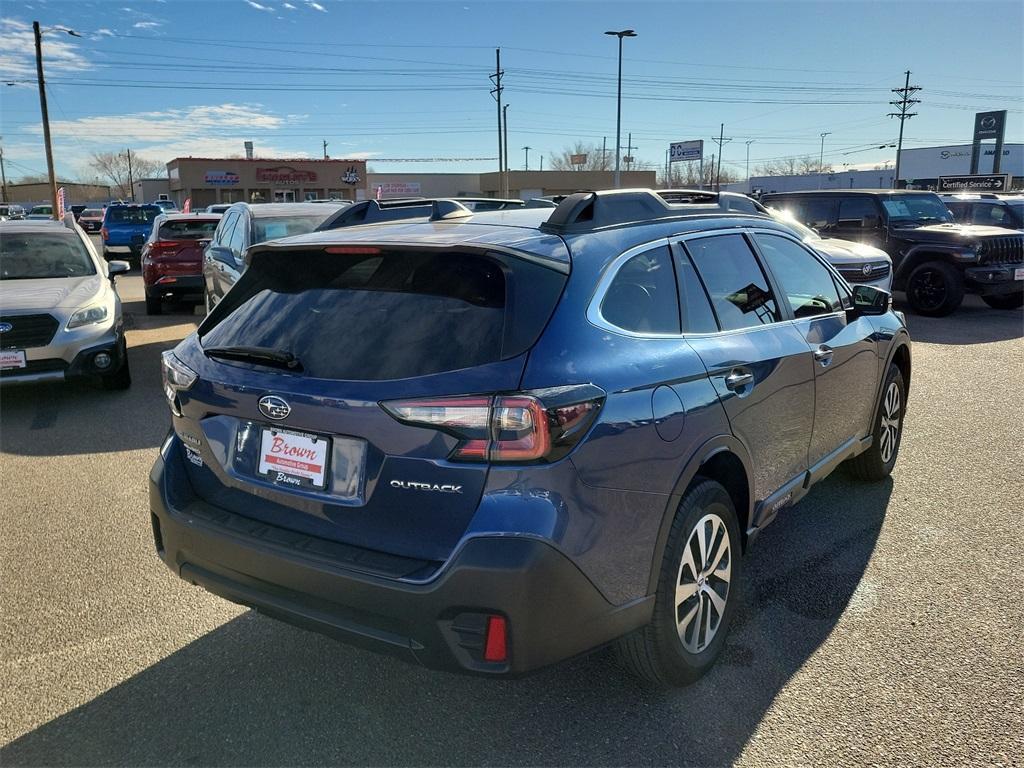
[0,218,132,388]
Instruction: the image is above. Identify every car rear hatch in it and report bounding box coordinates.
[148,219,218,275]
[167,232,570,568]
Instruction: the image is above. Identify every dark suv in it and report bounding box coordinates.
[152,191,911,685]
[762,190,1024,314]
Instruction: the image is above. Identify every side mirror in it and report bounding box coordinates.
[850,284,891,316]
[207,246,236,266]
[107,260,130,277]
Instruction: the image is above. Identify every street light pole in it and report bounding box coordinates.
[605,29,636,189]
[819,132,831,170]
[522,146,531,171]
[745,139,754,193]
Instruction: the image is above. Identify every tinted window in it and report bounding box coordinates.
[202,249,566,380]
[158,219,220,240]
[673,249,719,333]
[254,215,324,242]
[107,207,159,224]
[1,231,95,279]
[601,246,680,334]
[943,201,970,222]
[227,214,247,254]
[837,197,879,227]
[754,234,842,318]
[785,198,836,229]
[685,235,779,331]
[971,203,1009,226]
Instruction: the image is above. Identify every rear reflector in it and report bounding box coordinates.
[484,615,508,662]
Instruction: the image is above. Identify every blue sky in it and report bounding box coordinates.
[0,0,1021,181]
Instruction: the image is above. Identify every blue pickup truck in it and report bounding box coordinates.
[101,204,162,266]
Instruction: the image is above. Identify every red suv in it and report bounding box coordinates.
[142,213,221,315]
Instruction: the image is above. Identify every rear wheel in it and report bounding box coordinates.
[905,260,964,316]
[145,292,163,315]
[617,479,741,687]
[982,293,1024,310]
[847,363,906,480]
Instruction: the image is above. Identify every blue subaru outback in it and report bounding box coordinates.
[151,190,911,685]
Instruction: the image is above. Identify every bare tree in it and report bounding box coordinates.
[87,151,164,198]
[755,155,831,177]
[548,141,611,171]
[658,155,740,188]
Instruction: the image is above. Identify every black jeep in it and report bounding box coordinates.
[762,190,1024,315]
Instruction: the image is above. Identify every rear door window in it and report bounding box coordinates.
[684,234,780,331]
[785,198,837,230]
[201,249,566,380]
[837,197,880,228]
[600,246,680,334]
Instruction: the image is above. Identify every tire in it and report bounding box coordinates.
[982,293,1024,310]
[617,479,742,687]
[145,292,163,315]
[98,341,132,390]
[905,260,964,316]
[846,364,906,481]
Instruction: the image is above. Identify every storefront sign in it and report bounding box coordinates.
[342,166,361,185]
[670,140,703,162]
[378,182,421,196]
[256,166,318,184]
[205,170,240,185]
[937,174,1011,193]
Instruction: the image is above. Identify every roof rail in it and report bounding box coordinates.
[540,188,729,234]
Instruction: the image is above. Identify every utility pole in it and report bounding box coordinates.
[602,136,607,170]
[745,139,755,193]
[126,147,134,201]
[605,29,637,189]
[539,155,543,172]
[818,132,831,171]
[523,146,531,171]
[0,144,8,203]
[503,104,509,177]
[33,21,58,219]
[711,124,731,192]
[322,140,328,159]
[490,48,505,197]
[888,70,920,189]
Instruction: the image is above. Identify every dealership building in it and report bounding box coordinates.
[166,158,369,207]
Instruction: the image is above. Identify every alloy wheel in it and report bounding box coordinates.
[675,512,731,654]
[910,269,946,311]
[879,381,902,464]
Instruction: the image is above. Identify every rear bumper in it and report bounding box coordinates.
[965,263,1024,295]
[144,274,204,295]
[149,436,651,676]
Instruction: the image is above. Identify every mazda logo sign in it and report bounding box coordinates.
[258,395,291,420]
[980,116,997,130]
[0,322,12,333]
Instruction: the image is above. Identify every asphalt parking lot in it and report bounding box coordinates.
[1,245,1022,766]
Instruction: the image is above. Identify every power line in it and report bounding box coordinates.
[888,70,921,189]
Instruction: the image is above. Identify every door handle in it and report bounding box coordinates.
[813,345,834,366]
[724,371,754,391]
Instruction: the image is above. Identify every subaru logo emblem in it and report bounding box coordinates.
[258,395,291,420]
[0,322,11,333]
[862,264,873,276]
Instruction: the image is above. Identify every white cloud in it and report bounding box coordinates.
[245,0,274,10]
[132,20,162,28]
[282,1,296,7]
[0,18,90,77]
[93,28,115,37]
[305,1,327,11]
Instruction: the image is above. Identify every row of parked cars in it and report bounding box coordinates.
[1,185,1019,688]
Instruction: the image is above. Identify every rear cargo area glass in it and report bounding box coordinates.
[200,249,565,380]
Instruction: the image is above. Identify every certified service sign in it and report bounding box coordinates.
[937,174,1011,193]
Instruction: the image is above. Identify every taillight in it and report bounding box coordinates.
[161,351,197,416]
[381,385,603,464]
[148,241,181,259]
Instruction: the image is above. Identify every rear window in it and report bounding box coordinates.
[107,207,160,224]
[158,219,219,240]
[253,215,325,243]
[200,249,566,380]
[82,209,103,216]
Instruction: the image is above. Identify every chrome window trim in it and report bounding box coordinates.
[586,227,850,340]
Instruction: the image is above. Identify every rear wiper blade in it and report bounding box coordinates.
[203,344,302,371]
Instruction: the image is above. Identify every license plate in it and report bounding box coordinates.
[1014,268,1024,281]
[0,350,26,369]
[258,427,329,489]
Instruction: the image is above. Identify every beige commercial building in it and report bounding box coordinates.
[167,158,369,208]
[366,170,658,200]
[6,181,112,206]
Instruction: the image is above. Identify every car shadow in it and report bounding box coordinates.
[0,474,892,767]
[895,294,1023,345]
[0,306,196,457]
